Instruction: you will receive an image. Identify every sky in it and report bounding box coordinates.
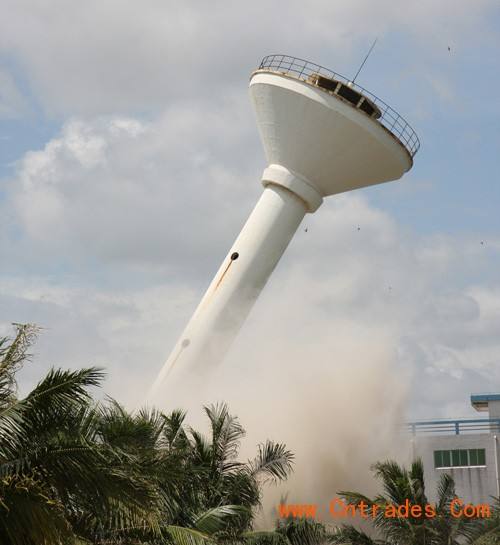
[1,0,500,443]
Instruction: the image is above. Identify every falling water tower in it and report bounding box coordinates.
[149,54,420,397]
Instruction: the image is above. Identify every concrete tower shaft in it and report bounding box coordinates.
[148,55,419,398]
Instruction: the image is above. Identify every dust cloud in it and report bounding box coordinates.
[148,298,412,526]
[146,197,414,527]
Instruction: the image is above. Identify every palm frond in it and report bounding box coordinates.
[194,505,249,534]
[205,403,245,467]
[276,517,334,545]
[435,471,456,513]
[0,324,39,406]
[0,473,72,545]
[164,408,188,450]
[241,529,290,545]
[26,367,104,409]
[166,525,215,545]
[330,524,381,545]
[371,460,412,505]
[250,441,294,483]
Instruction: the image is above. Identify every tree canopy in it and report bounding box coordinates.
[0,324,294,545]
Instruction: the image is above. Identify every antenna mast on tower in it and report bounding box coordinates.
[352,37,378,83]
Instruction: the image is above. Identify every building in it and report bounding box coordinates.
[409,394,500,504]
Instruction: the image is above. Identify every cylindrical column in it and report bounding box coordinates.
[149,173,320,398]
[494,435,500,497]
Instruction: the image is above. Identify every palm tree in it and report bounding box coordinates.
[468,497,500,545]
[0,323,295,545]
[332,459,499,545]
[0,323,166,544]
[96,400,295,542]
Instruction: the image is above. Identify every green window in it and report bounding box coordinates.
[469,449,478,466]
[434,451,443,468]
[442,450,451,467]
[459,449,468,466]
[478,449,486,465]
[469,449,486,466]
[433,448,486,468]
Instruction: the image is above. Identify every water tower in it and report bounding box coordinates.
[149,54,419,397]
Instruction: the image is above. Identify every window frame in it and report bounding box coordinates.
[433,448,486,469]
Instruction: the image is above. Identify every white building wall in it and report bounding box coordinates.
[413,434,499,504]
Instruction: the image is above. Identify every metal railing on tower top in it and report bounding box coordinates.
[256,54,420,159]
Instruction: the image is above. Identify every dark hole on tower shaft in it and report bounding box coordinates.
[213,252,240,293]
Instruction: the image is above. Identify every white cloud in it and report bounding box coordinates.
[10,107,259,275]
[0,0,499,508]
[0,0,496,116]
[2,104,500,508]
[0,68,27,119]
[3,116,500,415]
[3,152,500,508]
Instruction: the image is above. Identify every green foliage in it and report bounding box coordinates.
[334,459,500,545]
[8,322,495,545]
[239,518,338,545]
[0,324,294,545]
